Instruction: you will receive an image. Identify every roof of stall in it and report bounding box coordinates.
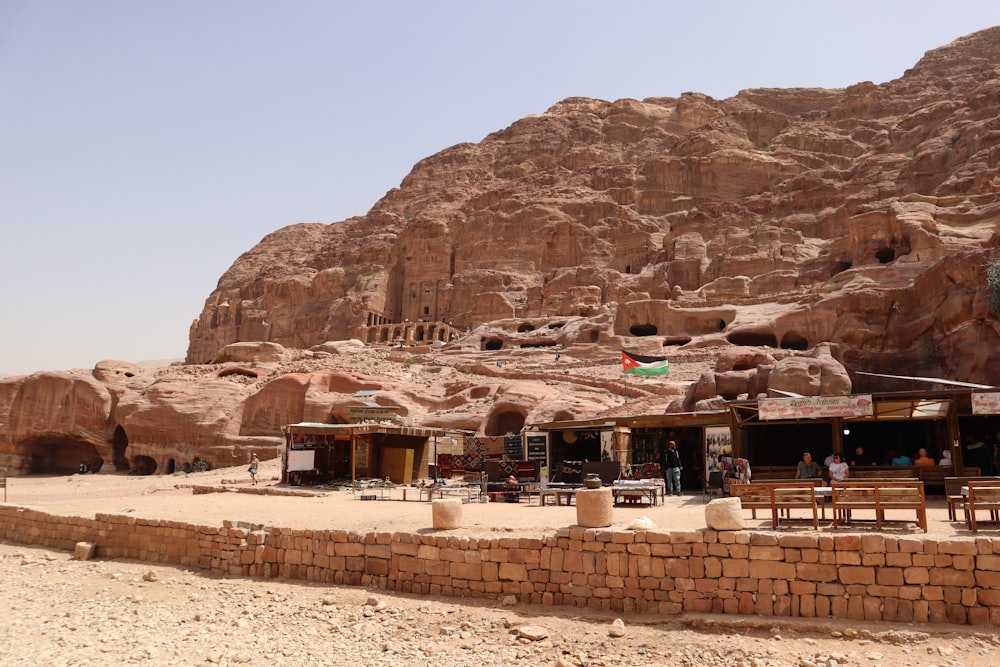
[281,422,450,438]
[531,411,729,431]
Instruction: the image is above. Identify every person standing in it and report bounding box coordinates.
[965,434,992,474]
[248,454,259,486]
[796,452,820,479]
[661,440,682,496]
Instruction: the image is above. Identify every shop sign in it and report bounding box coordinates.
[526,434,547,464]
[758,394,874,420]
[972,392,1000,415]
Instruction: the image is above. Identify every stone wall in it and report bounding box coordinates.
[2,505,1000,626]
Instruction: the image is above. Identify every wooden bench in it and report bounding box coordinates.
[831,481,927,532]
[750,466,799,481]
[965,480,1000,532]
[753,478,826,518]
[945,474,993,520]
[915,466,977,492]
[731,483,819,529]
[851,466,916,479]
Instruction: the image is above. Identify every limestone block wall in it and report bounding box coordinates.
[2,505,1000,626]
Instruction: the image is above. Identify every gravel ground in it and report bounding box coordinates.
[2,542,1000,667]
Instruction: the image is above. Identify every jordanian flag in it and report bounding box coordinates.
[621,351,670,376]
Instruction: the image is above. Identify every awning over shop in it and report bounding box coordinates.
[865,399,951,420]
[282,422,449,438]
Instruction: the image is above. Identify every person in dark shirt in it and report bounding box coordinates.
[661,440,683,496]
[850,446,872,467]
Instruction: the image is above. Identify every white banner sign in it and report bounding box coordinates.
[758,395,874,421]
[972,392,1000,415]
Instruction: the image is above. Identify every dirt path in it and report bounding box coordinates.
[0,458,971,537]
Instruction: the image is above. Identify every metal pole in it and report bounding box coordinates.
[350,429,356,498]
[624,371,630,417]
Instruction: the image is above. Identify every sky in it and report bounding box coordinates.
[3,1,1000,377]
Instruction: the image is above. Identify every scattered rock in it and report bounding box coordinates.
[142,570,158,582]
[501,595,518,607]
[73,542,96,561]
[517,625,549,641]
[608,618,626,638]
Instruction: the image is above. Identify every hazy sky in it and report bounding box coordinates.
[3,2,1000,376]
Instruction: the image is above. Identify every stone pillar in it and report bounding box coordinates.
[432,498,463,529]
[575,487,613,528]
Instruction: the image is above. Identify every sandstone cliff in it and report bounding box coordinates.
[186,28,1000,389]
[2,29,1000,475]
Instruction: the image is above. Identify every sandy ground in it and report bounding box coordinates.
[4,459,1000,666]
[0,458,975,538]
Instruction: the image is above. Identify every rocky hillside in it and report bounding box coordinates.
[2,29,1000,475]
[188,28,1000,388]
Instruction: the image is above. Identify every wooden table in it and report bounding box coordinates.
[612,481,663,506]
[538,485,579,506]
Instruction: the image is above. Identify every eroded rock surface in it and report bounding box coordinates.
[186,29,1000,391]
[3,29,1000,473]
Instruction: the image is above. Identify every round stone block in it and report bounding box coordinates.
[705,496,745,530]
[576,487,613,528]
[431,498,463,529]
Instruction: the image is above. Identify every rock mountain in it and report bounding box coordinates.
[2,28,999,474]
[189,27,1000,387]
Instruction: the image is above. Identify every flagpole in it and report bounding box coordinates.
[624,368,629,418]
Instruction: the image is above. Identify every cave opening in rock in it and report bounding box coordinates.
[547,322,565,329]
[517,322,534,333]
[18,436,103,475]
[629,323,658,336]
[166,459,176,474]
[726,331,778,347]
[131,455,157,475]
[482,339,503,351]
[217,367,259,380]
[663,337,692,347]
[875,247,895,264]
[112,425,129,471]
[719,319,727,331]
[586,330,600,343]
[833,260,852,273]
[520,342,556,348]
[780,332,809,350]
[415,326,425,342]
[485,410,526,437]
